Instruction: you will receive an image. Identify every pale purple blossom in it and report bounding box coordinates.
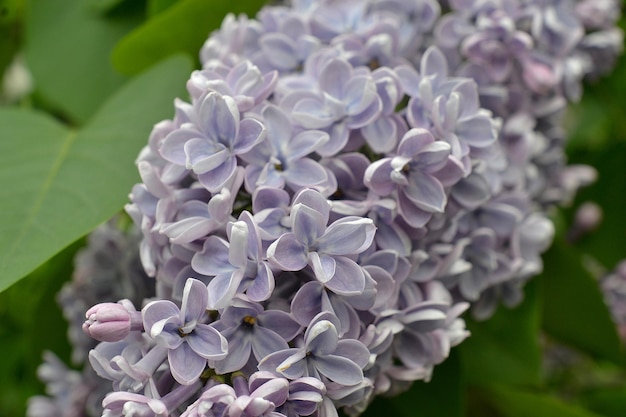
[212,298,300,374]
[160,92,265,192]
[267,189,376,296]
[142,278,228,384]
[192,211,275,309]
[258,312,369,386]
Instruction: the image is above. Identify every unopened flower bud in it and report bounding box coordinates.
[82,300,142,342]
[567,201,602,242]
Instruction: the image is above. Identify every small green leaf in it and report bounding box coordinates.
[539,239,622,364]
[112,0,266,75]
[459,280,542,387]
[24,0,144,123]
[484,386,604,417]
[0,55,192,293]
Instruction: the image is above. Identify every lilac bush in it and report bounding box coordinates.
[27,0,623,416]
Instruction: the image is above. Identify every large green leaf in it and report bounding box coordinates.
[539,239,622,364]
[24,0,144,124]
[483,386,604,417]
[147,0,179,17]
[459,280,542,387]
[0,55,192,293]
[363,350,464,417]
[111,0,266,75]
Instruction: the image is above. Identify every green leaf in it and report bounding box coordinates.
[112,0,266,75]
[364,349,464,417]
[24,0,144,124]
[539,239,622,364]
[581,387,626,417]
[459,280,542,387]
[565,51,626,152]
[0,55,192,293]
[0,240,82,417]
[147,0,178,17]
[0,0,23,80]
[483,386,604,417]
[86,0,126,13]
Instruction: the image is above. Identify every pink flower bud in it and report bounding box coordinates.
[83,301,141,342]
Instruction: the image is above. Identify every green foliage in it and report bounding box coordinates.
[24,0,144,124]
[0,241,82,417]
[147,0,179,17]
[0,55,192,293]
[363,351,464,417]
[567,142,626,270]
[0,0,23,79]
[112,0,266,76]
[539,239,622,364]
[459,280,543,387]
[581,387,626,417]
[483,386,605,417]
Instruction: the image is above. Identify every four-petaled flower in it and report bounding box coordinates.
[142,278,228,385]
[258,312,369,386]
[267,189,376,296]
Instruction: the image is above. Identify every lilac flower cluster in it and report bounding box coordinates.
[600,261,626,341]
[27,222,154,417]
[32,0,622,416]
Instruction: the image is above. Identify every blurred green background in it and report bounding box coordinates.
[1,0,625,416]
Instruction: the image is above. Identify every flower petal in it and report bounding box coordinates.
[308,251,336,283]
[168,343,207,385]
[207,270,244,310]
[214,329,251,374]
[192,236,233,276]
[313,355,363,386]
[188,323,229,360]
[316,217,375,256]
[324,257,366,296]
[305,319,339,356]
[267,233,308,271]
[181,278,209,324]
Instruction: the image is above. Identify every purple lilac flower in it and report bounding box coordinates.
[212,298,300,374]
[192,211,275,309]
[267,188,376,296]
[365,128,452,228]
[258,312,369,386]
[285,56,382,156]
[601,261,626,341]
[187,60,278,112]
[241,105,331,193]
[142,278,228,384]
[27,352,108,417]
[63,0,622,415]
[160,92,265,192]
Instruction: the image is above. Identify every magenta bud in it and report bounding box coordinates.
[83,301,142,342]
